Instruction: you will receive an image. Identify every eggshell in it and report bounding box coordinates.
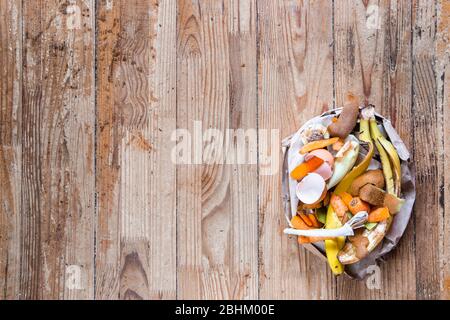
[313,162,333,180]
[305,149,334,166]
[296,173,327,204]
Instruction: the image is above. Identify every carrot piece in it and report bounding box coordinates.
[332,138,345,151]
[302,201,322,209]
[291,215,312,244]
[368,207,390,222]
[291,215,310,230]
[291,215,328,244]
[299,213,313,227]
[308,214,321,228]
[348,197,371,215]
[323,192,330,206]
[330,194,348,218]
[341,192,354,207]
[300,137,340,154]
[298,236,333,244]
[290,157,324,180]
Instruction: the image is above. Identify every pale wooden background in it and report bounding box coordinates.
[0,0,449,300]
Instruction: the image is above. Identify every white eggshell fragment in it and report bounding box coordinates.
[296,173,326,204]
[314,162,333,180]
[306,149,335,166]
[300,124,330,145]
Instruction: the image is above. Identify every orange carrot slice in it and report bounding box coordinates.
[299,213,313,227]
[368,207,390,222]
[290,157,324,180]
[298,236,333,244]
[291,215,312,244]
[308,214,321,228]
[302,201,323,210]
[323,192,331,206]
[291,215,310,230]
[290,215,328,244]
[341,192,354,207]
[348,197,371,215]
[330,194,348,218]
[300,137,340,154]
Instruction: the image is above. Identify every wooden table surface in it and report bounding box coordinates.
[1,0,449,300]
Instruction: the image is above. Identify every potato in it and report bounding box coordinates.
[349,169,385,196]
[359,184,385,206]
[328,93,360,139]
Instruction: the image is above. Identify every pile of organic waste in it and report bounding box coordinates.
[283,93,413,276]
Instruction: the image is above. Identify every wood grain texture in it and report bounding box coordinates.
[334,0,416,299]
[436,0,450,300]
[225,0,259,299]
[0,0,448,300]
[412,0,441,300]
[258,0,335,299]
[176,0,258,300]
[19,0,95,299]
[0,0,22,299]
[96,0,177,299]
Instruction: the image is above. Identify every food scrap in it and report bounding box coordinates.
[327,93,360,138]
[287,94,406,275]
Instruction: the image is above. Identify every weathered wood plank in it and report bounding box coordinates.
[0,0,447,300]
[95,0,121,298]
[224,0,259,299]
[334,0,416,299]
[96,0,177,299]
[176,0,258,299]
[0,0,22,299]
[436,0,450,300]
[412,0,441,300]
[258,0,336,299]
[20,0,95,299]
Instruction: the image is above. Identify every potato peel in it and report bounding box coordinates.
[327,93,360,139]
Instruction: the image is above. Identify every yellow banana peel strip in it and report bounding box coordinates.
[325,205,345,275]
[325,118,374,274]
[335,119,374,196]
[370,119,397,195]
[338,116,404,265]
[378,138,401,195]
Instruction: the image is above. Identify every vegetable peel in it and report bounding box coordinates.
[327,93,360,139]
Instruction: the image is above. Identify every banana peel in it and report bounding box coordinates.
[327,135,360,189]
[371,119,402,195]
[324,205,345,275]
[338,112,403,265]
[325,116,374,274]
[370,119,399,195]
[334,118,375,196]
[374,137,395,194]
